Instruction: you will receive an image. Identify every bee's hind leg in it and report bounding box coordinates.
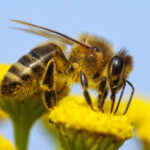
[41,60,56,109]
[80,71,94,110]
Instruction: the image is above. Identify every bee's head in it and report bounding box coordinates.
[108,49,133,93]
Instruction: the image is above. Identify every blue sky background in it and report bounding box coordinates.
[0,0,150,150]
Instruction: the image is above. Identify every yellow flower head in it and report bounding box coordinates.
[49,96,134,150]
[0,136,15,150]
[114,96,150,150]
[127,98,150,126]
[125,97,150,150]
[136,121,150,146]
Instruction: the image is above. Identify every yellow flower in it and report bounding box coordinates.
[113,96,150,149]
[0,136,16,150]
[49,96,134,150]
[136,121,150,150]
[126,97,150,150]
[121,97,150,126]
[103,96,150,124]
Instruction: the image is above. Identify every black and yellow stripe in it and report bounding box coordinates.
[1,43,60,97]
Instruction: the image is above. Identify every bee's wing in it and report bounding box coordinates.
[10,19,74,45]
[13,27,74,45]
[10,20,90,49]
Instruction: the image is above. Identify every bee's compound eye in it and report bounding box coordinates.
[111,56,124,75]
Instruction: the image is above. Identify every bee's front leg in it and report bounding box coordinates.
[80,71,94,110]
[41,60,56,109]
[98,77,107,112]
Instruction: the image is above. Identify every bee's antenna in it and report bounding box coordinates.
[123,80,134,115]
[10,19,91,49]
[114,80,126,114]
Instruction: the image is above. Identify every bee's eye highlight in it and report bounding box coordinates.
[111,56,124,75]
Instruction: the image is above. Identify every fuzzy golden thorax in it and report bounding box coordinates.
[68,33,114,89]
[68,34,133,92]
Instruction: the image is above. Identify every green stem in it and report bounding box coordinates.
[12,118,33,150]
[0,94,47,150]
[144,144,150,150]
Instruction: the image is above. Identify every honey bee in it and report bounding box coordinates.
[0,20,134,114]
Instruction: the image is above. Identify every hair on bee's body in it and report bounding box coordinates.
[0,20,134,114]
[68,34,114,87]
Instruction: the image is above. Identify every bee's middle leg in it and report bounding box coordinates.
[110,90,116,113]
[98,77,107,112]
[80,71,94,110]
[41,60,56,109]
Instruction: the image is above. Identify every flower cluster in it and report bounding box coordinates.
[129,98,150,150]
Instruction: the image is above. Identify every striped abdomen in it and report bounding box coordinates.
[1,43,58,98]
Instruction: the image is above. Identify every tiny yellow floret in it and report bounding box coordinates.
[49,96,134,140]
